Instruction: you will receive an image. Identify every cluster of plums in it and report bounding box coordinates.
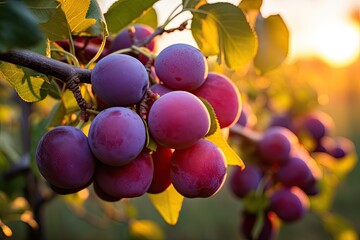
[228,103,356,239]
[37,24,243,201]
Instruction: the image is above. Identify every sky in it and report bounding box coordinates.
[99,0,360,67]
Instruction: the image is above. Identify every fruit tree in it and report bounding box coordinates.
[0,0,358,239]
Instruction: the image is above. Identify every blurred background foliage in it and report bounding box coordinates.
[1,53,359,240]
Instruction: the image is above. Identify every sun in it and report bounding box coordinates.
[313,21,360,67]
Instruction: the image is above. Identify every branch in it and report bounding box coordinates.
[135,21,189,48]
[0,49,91,84]
[230,125,262,142]
[0,49,93,120]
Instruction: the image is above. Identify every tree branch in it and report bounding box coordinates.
[0,49,91,84]
[230,125,262,142]
[0,49,93,120]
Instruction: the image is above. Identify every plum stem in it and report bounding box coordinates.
[138,88,160,120]
[136,20,189,48]
[230,125,263,142]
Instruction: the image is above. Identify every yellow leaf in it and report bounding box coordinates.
[129,219,165,240]
[147,185,184,225]
[206,124,245,169]
[59,0,96,34]
[313,152,357,179]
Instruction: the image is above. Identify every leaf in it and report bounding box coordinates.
[46,102,66,128]
[59,0,96,35]
[314,152,357,180]
[239,0,263,11]
[242,191,270,214]
[84,0,108,37]
[191,3,257,69]
[135,7,158,29]
[206,121,244,168]
[40,6,71,41]
[198,98,218,137]
[182,0,207,9]
[30,119,48,175]
[129,219,165,240]
[0,1,44,52]
[321,213,358,240]
[254,14,289,74]
[0,63,49,102]
[143,120,157,152]
[25,0,59,23]
[104,0,158,34]
[147,184,184,225]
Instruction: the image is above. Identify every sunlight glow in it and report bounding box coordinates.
[313,21,360,67]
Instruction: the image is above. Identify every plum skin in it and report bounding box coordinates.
[147,146,173,194]
[258,127,299,165]
[170,139,227,198]
[154,43,208,91]
[230,164,262,198]
[91,54,149,107]
[269,187,309,222]
[109,24,157,65]
[94,151,154,199]
[275,156,313,190]
[109,24,156,53]
[88,107,146,166]
[191,72,242,128]
[36,126,96,190]
[148,91,210,150]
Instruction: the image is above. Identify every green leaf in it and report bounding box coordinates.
[143,120,157,152]
[242,191,270,214]
[147,184,184,225]
[25,0,59,23]
[254,14,289,74]
[135,7,158,29]
[30,119,48,175]
[84,0,108,37]
[0,63,49,102]
[104,0,158,34]
[191,3,257,69]
[46,102,66,128]
[182,0,207,9]
[0,1,44,52]
[239,0,263,11]
[198,98,218,137]
[40,5,71,41]
[30,38,51,57]
[47,79,62,99]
